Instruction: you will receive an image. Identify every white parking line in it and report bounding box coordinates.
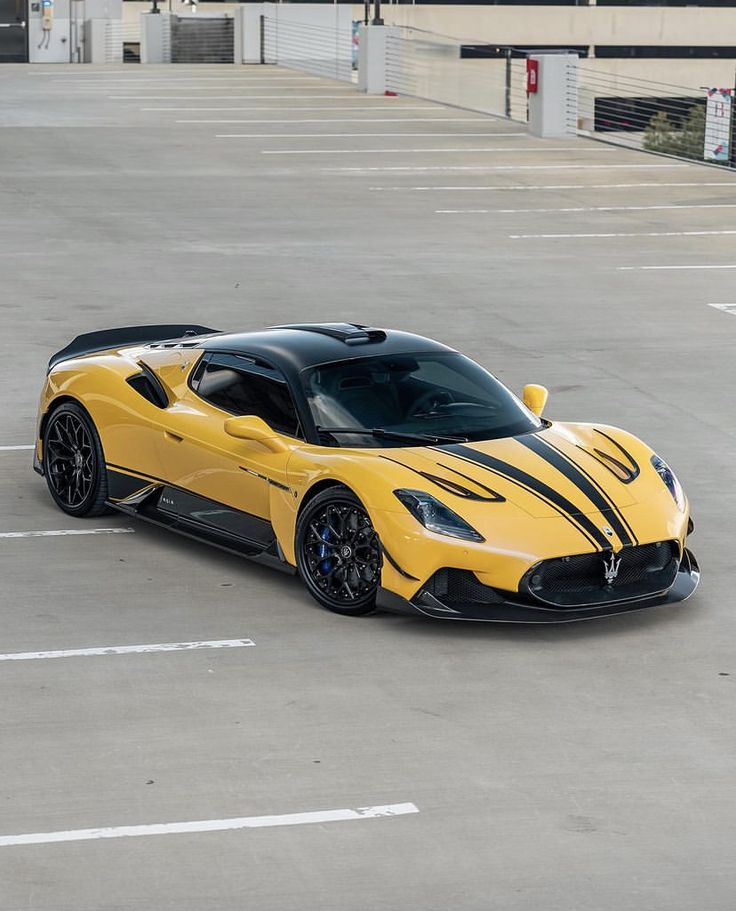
[224,142,579,148]
[708,303,736,314]
[0,639,255,662]
[437,203,736,214]
[220,133,517,139]
[332,168,695,175]
[619,264,736,271]
[265,150,691,161]
[0,802,420,848]
[111,95,361,101]
[48,78,321,85]
[182,117,489,124]
[144,105,438,112]
[0,528,135,539]
[373,182,733,193]
[0,444,34,451]
[510,229,736,239]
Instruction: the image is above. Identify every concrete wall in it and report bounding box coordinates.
[28,0,121,62]
[120,2,736,90]
[366,4,736,90]
[372,5,736,48]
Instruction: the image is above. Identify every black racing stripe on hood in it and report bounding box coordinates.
[517,435,634,547]
[537,435,639,546]
[436,444,611,550]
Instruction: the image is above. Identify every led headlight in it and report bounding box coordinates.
[394,489,484,542]
[651,454,685,512]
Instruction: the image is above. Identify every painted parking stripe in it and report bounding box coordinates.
[0,444,34,451]
[0,639,255,662]
[708,303,736,314]
[144,105,439,112]
[187,117,490,124]
[437,203,736,214]
[367,181,735,192]
[145,106,433,113]
[0,528,135,539]
[0,802,420,848]
[510,230,736,239]
[264,151,692,159]
[619,264,736,271]
[335,168,690,175]
[219,133,515,139]
[110,95,364,101]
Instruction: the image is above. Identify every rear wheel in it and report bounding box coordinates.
[43,402,110,517]
[296,488,382,616]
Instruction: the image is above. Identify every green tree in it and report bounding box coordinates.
[643,105,705,162]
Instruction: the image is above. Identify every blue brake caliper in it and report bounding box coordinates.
[318,526,333,575]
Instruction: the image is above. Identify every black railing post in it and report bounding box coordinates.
[259,13,265,65]
[372,0,383,27]
[730,71,736,169]
[504,48,512,119]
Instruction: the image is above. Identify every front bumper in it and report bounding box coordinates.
[377,547,700,623]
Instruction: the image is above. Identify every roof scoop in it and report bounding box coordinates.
[268,323,387,346]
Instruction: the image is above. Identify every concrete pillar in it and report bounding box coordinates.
[358,23,398,95]
[234,3,265,65]
[528,53,579,138]
[140,12,171,65]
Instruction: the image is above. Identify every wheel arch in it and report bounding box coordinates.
[39,394,89,442]
[296,478,355,520]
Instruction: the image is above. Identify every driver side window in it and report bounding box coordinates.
[194,356,302,438]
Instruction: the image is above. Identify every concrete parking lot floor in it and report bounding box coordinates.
[1,65,735,911]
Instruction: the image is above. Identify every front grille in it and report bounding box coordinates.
[522,541,679,608]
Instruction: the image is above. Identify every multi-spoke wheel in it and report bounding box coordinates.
[43,402,109,517]
[296,488,382,616]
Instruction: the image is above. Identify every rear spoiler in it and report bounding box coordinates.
[48,324,220,372]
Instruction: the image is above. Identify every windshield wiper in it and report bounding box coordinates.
[315,426,468,445]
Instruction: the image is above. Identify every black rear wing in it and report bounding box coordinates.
[48,324,220,372]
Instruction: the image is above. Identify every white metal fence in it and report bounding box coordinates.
[262,14,353,82]
[576,64,734,167]
[385,28,528,123]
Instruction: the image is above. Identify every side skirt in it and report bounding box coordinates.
[106,468,296,576]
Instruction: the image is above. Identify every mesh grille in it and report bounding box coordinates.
[424,569,505,606]
[524,541,679,607]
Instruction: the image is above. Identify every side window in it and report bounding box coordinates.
[195,358,301,438]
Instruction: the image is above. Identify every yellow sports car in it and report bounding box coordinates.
[35,322,699,622]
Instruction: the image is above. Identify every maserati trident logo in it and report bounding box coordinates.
[603,552,622,585]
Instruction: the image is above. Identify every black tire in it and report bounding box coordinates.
[43,402,110,517]
[296,487,382,616]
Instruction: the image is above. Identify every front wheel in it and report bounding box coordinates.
[43,402,110,517]
[296,487,382,616]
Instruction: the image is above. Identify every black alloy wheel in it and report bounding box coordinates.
[43,402,110,517]
[296,487,382,615]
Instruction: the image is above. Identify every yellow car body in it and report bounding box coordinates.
[35,323,699,622]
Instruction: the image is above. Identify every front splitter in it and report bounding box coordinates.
[376,548,700,624]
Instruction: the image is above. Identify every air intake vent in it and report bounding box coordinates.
[269,323,387,345]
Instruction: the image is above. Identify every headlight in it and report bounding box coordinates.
[394,489,485,541]
[651,455,685,512]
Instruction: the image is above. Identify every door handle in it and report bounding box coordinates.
[164,430,184,443]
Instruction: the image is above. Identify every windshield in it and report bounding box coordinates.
[302,351,542,447]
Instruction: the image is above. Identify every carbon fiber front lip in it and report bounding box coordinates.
[377,549,700,624]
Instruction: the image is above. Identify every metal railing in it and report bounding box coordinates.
[384,27,528,123]
[261,15,353,82]
[576,64,735,168]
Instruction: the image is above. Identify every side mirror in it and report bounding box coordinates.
[523,384,549,418]
[224,415,289,453]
